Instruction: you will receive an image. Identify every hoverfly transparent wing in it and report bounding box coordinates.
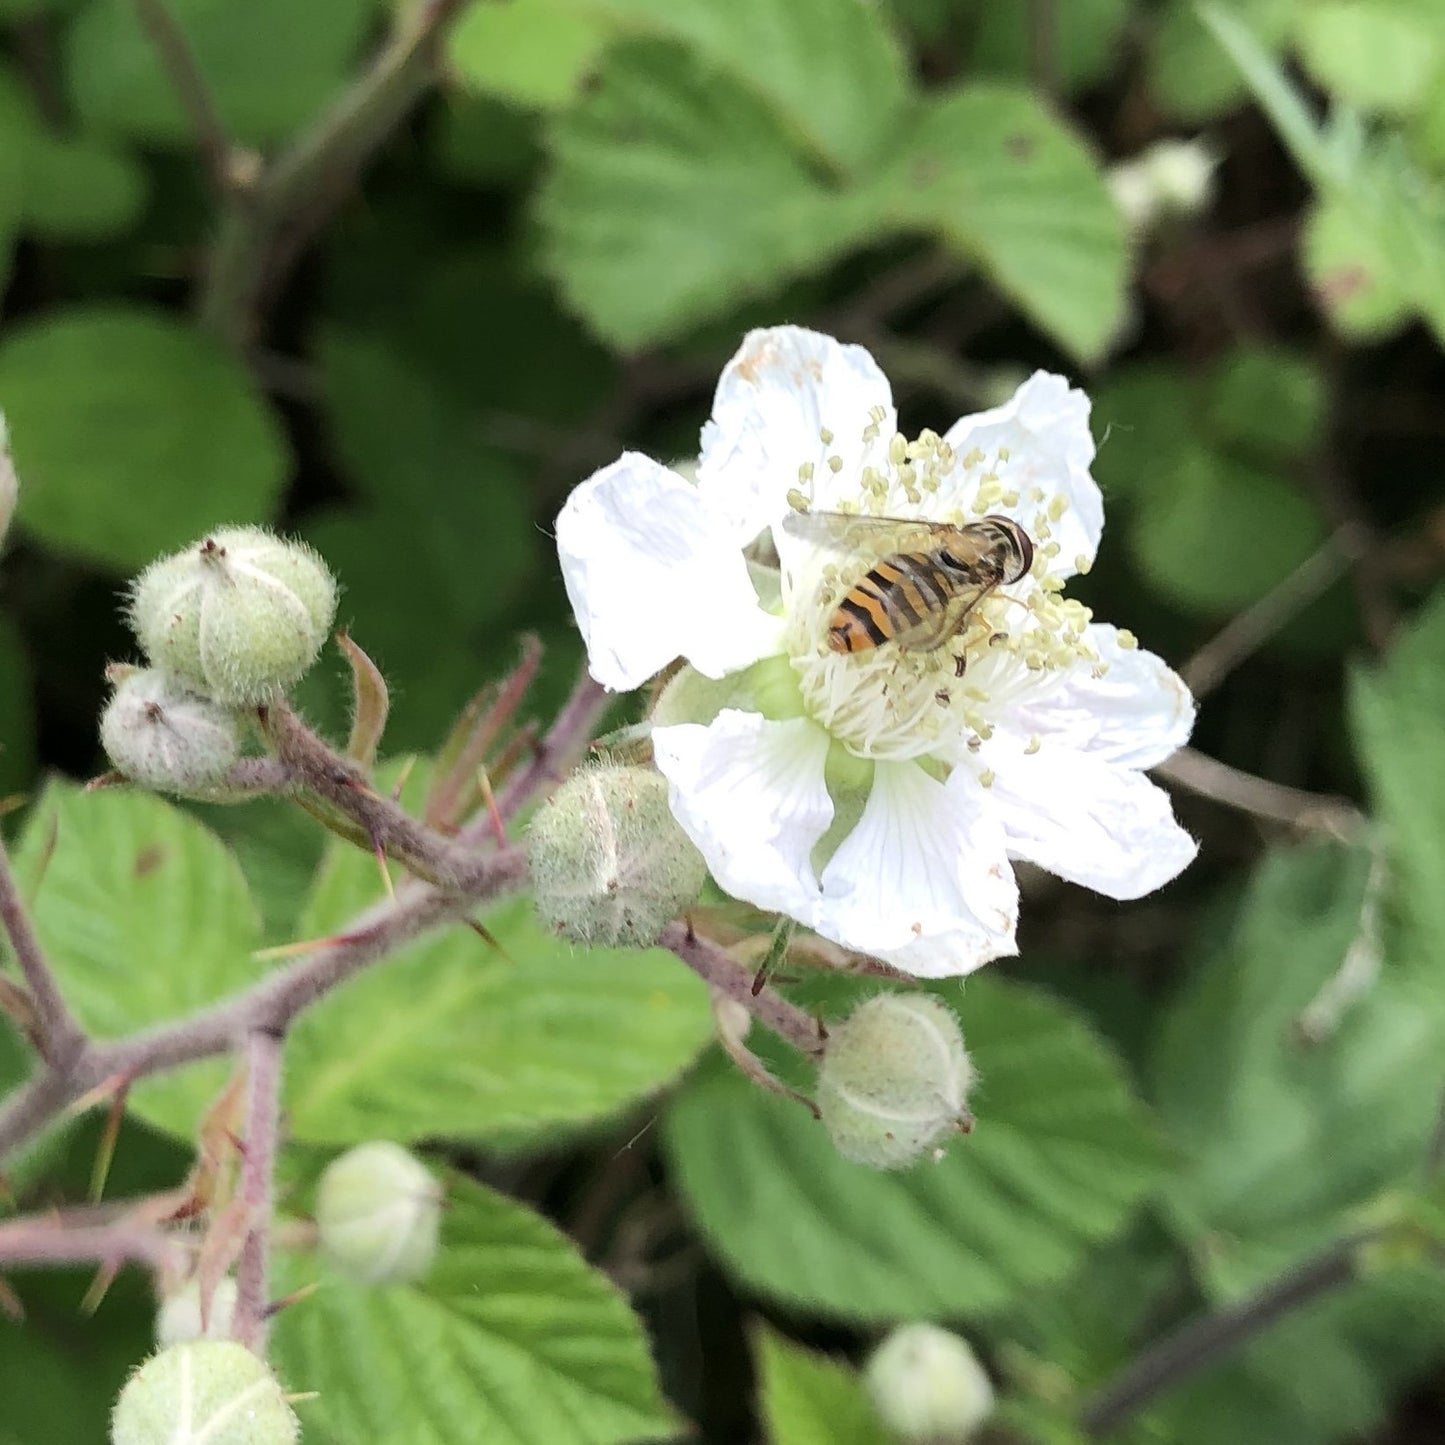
[779,507,950,558]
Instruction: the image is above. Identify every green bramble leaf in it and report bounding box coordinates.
[875,86,1129,364]
[665,979,1167,1321]
[12,781,263,1138]
[541,57,1124,363]
[281,803,713,1145]
[538,42,873,352]
[1131,447,1328,615]
[1149,0,1299,121]
[1153,841,1445,1272]
[1350,587,1445,964]
[753,1323,890,1445]
[21,133,147,241]
[271,1174,679,1445]
[1294,1,1442,118]
[0,1274,155,1445]
[1203,346,1325,463]
[1202,3,1445,348]
[447,0,611,111]
[62,0,376,148]
[0,63,145,242]
[0,307,288,571]
[1094,353,1333,621]
[969,0,1133,94]
[457,0,911,164]
[1302,198,1415,340]
[565,0,910,173]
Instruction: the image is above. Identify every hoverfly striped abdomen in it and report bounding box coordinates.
[828,551,956,653]
[824,514,1034,658]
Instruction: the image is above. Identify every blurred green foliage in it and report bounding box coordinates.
[4,0,1445,1442]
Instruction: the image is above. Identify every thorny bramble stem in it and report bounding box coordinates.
[660,920,827,1058]
[427,635,544,830]
[0,1213,184,1273]
[1156,746,1363,837]
[260,701,505,890]
[1080,1233,1371,1437]
[479,670,613,839]
[0,847,529,1164]
[0,835,86,1069]
[197,0,471,350]
[131,0,240,199]
[234,1028,284,1352]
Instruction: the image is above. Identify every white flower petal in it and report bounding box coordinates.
[1003,624,1195,768]
[698,326,897,544]
[818,761,1019,978]
[556,453,784,691]
[653,711,833,919]
[942,371,1103,577]
[988,744,1197,900]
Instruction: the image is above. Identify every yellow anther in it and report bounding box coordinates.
[819,427,834,446]
[979,769,996,788]
[1048,493,1069,522]
[798,461,814,483]
[1025,734,1042,755]
[827,455,844,473]
[786,488,809,511]
[1117,629,1139,650]
[888,433,908,466]
[1075,553,1092,575]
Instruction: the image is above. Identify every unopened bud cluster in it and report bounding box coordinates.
[529,764,708,948]
[865,1323,995,1442]
[316,1141,443,1286]
[101,527,337,797]
[111,1341,299,1445]
[816,994,974,1170]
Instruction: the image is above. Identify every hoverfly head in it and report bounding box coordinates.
[981,515,1033,584]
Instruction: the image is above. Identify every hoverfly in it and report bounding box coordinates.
[782,509,1034,676]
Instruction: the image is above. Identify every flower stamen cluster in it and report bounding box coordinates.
[785,421,1107,764]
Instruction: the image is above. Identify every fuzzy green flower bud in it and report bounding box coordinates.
[816,994,974,1170]
[316,1141,442,1286]
[865,1324,995,1442]
[0,411,18,549]
[100,668,242,796]
[155,1277,238,1347]
[112,1341,299,1445]
[529,764,708,948]
[128,527,337,705]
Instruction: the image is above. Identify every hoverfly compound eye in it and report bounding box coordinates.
[981,515,1033,583]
